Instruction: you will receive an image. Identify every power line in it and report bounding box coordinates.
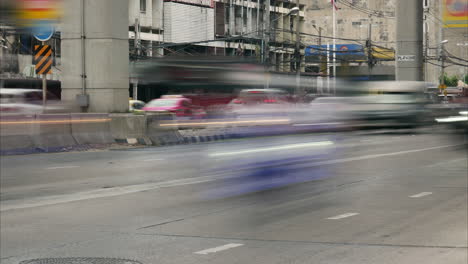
[444,50,468,63]
[446,58,468,67]
[338,0,395,19]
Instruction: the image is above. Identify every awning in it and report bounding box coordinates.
[371,47,395,60]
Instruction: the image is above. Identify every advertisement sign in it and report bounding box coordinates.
[443,0,468,28]
[17,0,62,41]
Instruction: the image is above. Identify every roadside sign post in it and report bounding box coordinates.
[33,28,54,113]
[34,44,53,112]
[19,0,60,112]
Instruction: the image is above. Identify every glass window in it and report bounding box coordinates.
[140,0,146,12]
[147,99,179,107]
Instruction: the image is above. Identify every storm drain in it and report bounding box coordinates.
[19,258,142,264]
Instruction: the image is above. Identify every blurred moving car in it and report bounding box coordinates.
[349,82,429,129]
[0,88,64,113]
[129,100,145,113]
[229,88,291,106]
[289,97,355,132]
[142,95,206,119]
[435,110,468,133]
[204,136,336,199]
[228,89,293,118]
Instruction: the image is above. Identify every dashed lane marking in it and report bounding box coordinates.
[327,212,359,220]
[143,158,164,162]
[45,166,79,170]
[409,192,433,198]
[194,243,244,255]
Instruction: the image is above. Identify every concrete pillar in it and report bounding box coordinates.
[61,0,129,113]
[396,0,424,81]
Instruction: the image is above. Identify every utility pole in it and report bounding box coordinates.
[263,0,270,89]
[332,0,336,94]
[133,18,140,100]
[424,9,429,81]
[327,42,330,94]
[295,0,301,97]
[367,15,373,81]
[263,0,270,68]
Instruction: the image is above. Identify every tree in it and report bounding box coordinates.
[440,74,459,87]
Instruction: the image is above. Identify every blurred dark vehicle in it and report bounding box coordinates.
[0,88,65,114]
[142,95,206,119]
[350,82,429,129]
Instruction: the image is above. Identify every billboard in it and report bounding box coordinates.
[305,44,366,62]
[443,0,468,28]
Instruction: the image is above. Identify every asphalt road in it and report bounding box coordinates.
[1,130,467,264]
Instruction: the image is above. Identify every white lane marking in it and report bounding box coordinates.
[409,192,433,198]
[3,143,459,211]
[0,175,221,212]
[327,212,359,220]
[299,144,459,167]
[45,166,79,170]
[209,141,334,157]
[194,243,244,255]
[143,158,164,162]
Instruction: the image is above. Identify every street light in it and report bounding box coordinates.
[288,7,300,16]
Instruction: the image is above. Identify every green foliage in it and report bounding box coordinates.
[439,73,459,87]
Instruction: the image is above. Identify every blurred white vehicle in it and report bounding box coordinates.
[0,88,63,114]
[289,97,355,131]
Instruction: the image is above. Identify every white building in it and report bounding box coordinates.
[129,0,306,73]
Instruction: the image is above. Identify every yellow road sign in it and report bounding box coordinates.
[34,45,53,75]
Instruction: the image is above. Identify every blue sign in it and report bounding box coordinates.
[305,44,365,57]
[32,22,55,42]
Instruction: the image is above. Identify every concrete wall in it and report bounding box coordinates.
[61,0,129,113]
[152,0,164,30]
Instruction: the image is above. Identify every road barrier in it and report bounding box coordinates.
[1,111,277,155]
[110,114,151,145]
[0,114,37,152]
[33,114,77,151]
[146,112,183,145]
[70,113,114,145]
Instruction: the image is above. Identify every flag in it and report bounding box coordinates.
[331,0,338,10]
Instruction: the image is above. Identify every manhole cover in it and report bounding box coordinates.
[19,258,142,264]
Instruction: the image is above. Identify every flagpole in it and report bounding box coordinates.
[332,0,337,95]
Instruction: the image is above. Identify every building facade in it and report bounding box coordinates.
[302,0,467,84]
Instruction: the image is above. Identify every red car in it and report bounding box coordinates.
[142,95,206,119]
